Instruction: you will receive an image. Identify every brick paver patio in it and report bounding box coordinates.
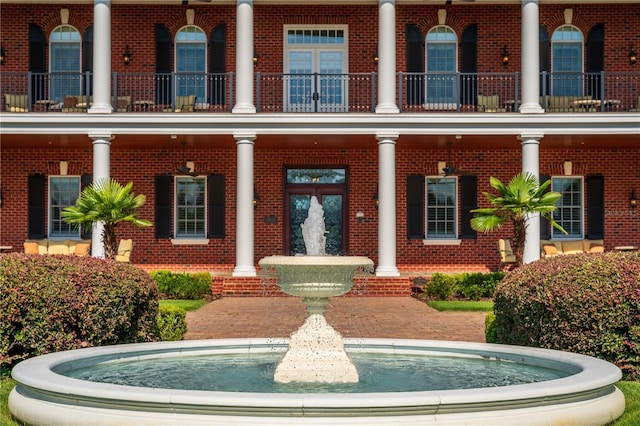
[185,297,487,342]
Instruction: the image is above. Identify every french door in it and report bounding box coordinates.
[285,50,347,112]
[285,187,346,255]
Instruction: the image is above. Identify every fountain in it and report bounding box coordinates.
[259,196,373,383]
[9,196,625,425]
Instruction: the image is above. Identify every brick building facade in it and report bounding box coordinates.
[1,0,639,295]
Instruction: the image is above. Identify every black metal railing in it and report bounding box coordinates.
[1,71,638,114]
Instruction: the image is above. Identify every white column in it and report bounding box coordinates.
[90,133,112,258]
[232,0,256,113]
[233,132,257,276]
[89,0,112,114]
[376,133,400,276]
[520,0,543,113]
[521,133,542,264]
[375,0,399,114]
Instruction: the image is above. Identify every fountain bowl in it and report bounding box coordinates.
[259,255,374,298]
[9,338,624,425]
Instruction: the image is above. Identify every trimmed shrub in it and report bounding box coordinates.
[157,306,188,341]
[484,312,497,343]
[493,251,640,379]
[0,254,159,367]
[150,271,212,300]
[425,272,504,301]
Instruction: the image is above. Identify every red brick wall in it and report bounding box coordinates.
[2,144,638,273]
[1,3,638,73]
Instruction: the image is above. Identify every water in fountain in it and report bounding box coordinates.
[259,196,373,384]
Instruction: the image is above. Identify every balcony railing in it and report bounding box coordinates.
[1,71,638,114]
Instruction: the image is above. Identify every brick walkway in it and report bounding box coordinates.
[185,297,487,342]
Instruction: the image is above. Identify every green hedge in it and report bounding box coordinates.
[0,254,159,368]
[150,271,212,300]
[493,251,640,379]
[157,306,188,341]
[425,272,504,301]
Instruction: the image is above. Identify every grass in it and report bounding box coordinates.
[158,299,207,311]
[1,376,637,425]
[427,300,494,312]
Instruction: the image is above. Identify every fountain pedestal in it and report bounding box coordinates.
[259,255,373,384]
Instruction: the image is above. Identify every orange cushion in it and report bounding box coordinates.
[589,244,605,253]
[562,240,585,255]
[74,243,91,256]
[24,242,39,254]
[542,244,558,256]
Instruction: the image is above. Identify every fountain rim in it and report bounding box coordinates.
[11,338,621,411]
[258,255,374,267]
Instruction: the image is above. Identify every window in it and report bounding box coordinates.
[284,27,348,112]
[425,26,457,107]
[552,177,583,238]
[175,26,207,102]
[175,177,206,238]
[426,177,457,239]
[49,25,82,103]
[551,25,584,96]
[49,176,80,238]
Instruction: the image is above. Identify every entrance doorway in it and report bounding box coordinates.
[284,168,347,255]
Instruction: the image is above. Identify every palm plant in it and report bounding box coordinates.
[62,179,151,259]
[471,172,566,267]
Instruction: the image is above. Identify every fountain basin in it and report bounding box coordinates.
[259,255,373,298]
[9,338,624,425]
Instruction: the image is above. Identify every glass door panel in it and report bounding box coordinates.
[285,51,313,112]
[318,51,346,112]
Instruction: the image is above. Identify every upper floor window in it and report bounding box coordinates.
[551,25,584,96]
[175,176,206,238]
[175,26,207,102]
[426,176,457,239]
[552,176,583,239]
[425,26,457,107]
[49,25,82,102]
[49,176,80,238]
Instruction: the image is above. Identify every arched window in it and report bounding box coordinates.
[175,26,207,103]
[49,25,82,102]
[551,25,584,96]
[425,26,457,108]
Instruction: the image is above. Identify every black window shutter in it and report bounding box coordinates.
[539,175,551,239]
[586,24,604,99]
[407,175,424,239]
[209,25,226,106]
[460,25,478,106]
[80,174,93,239]
[459,175,477,239]
[406,25,424,105]
[155,175,172,239]
[208,174,225,238]
[586,175,605,239]
[155,24,172,105]
[28,174,46,239]
[29,24,46,102]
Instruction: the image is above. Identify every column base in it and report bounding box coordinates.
[375,265,400,277]
[232,266,257,277]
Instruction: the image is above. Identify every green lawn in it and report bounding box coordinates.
[427,300,494,312]
[158,299,207,311]
[1,377,637,425]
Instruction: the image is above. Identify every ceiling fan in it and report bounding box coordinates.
[177,142,198,177]
[441,141,473,177]
[182,0,212,5]
[446,0,475,4]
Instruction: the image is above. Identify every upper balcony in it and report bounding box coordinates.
[1,71,639,114]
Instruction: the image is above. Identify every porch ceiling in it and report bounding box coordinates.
[2,132,639,151]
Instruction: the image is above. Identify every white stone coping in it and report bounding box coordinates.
[259,255,374,267]
[9,339,624,425]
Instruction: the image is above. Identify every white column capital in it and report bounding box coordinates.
[518,133,543,142]
[376,133,399,142]
[89,133,114,141]
[234,132,257,142]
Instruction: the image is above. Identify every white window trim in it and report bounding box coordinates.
[551,175,584,240]
[48,175,81,239]
[174,176,207,240]
[423,175,459,243]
